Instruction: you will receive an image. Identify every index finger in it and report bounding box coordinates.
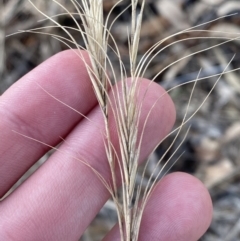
[0,50,96,197]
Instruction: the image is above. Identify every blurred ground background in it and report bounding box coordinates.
[1,0,240,240]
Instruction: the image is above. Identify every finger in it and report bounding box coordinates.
[0,80,176,241]
[0,50,96,197]
[103,172,213,241]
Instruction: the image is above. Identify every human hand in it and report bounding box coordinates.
[0,50,212,241]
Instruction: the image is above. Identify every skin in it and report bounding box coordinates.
[0,50,212,241]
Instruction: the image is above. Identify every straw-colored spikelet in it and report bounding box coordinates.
[13,0,240,240]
